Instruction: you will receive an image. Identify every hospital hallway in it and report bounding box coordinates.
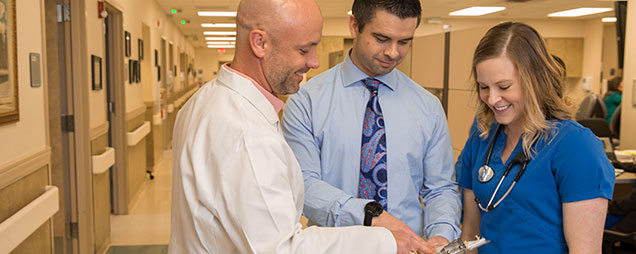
[107,150,172,253]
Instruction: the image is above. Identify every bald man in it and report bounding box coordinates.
[169,0,429,253]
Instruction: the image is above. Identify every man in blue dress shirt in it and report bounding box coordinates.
[282,0,461,250]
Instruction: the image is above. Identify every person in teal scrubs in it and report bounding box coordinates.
[604,76,622,123]
[457,22,615,253]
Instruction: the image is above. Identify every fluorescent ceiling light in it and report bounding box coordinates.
[203,31,237,35]
[201,23,236,28]
[208,45,235,48]
[548,8,612,17]
[198,11,236,17]
[602,17,617,22]
[206,41,235,45]
[449,7,505,16]
[205,37,236,41]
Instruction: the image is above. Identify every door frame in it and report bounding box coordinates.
[104,2,128,215]
[68,0,95,252]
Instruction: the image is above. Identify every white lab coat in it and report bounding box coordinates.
[169,65,396,254]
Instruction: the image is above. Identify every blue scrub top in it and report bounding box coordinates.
[457,119,615,253]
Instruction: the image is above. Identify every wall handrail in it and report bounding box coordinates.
[127,121,151,146]
[0,185,59,254]
[92,147,115,174]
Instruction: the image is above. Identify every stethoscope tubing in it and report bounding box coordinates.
[476,124,531,212]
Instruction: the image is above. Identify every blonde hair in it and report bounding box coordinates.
[471,22,575,157]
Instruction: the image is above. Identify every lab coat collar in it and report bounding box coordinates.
[341,49,397,91]
[224,63,284,113]
[217,65,280,125]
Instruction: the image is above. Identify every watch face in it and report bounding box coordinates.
[365,201,383,216]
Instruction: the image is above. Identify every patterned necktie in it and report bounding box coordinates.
[359,78,388,210]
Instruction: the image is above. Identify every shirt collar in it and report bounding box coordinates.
[341,49,398,91]
[224,63,284,113]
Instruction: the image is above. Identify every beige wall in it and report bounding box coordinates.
[582,19,604,94]
[0,0,47,165]
[602,23,620,85]
[193,47,235,85]
[86,0,107,130]
[90,133,111,253]
[620,1,636,149]
[0,3,53,250]
[126,112,148,208]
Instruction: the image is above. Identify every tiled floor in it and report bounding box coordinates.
[110,150,173,246]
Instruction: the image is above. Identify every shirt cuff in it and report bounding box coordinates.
[426,223,460,243]
[338,198,374,226]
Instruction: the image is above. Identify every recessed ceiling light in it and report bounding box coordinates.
[205,37,236,41]
[208,45,235,48]
[203,31,237,35]
[206,41,235,45]
[201,23,236,28]
[198,11,236,17]
[602,17,617,22]
[449,7,505,16]
[548,8,612,17]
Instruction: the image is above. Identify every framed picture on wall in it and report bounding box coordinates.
[136,60,141,83]
[128,59,134,84]
[0,0,19,125]
[91,55,102,90]
[138,39,144,60]
[124,31,131,57]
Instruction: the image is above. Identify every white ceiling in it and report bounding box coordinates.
[154,0,619,49]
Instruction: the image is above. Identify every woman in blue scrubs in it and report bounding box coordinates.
[457,22,615,253]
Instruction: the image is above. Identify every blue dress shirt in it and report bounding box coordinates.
[457,119,615,253]
[282,53,462,241]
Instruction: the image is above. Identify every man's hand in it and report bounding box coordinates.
[372,211,420,240]
[426,236,450,249]
[373,211,437,254]
[390,230,435,254]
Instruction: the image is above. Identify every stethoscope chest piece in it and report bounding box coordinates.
[478,165,495,183]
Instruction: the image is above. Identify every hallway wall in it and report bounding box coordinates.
[0,0,53,253]
[193,47,235,85]
[0,0,48,165]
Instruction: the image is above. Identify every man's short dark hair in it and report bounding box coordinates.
[352,0,422,32]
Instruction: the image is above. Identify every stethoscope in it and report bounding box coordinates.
[475,124,531,212]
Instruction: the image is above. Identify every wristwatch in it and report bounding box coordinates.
[363,201,383,226]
